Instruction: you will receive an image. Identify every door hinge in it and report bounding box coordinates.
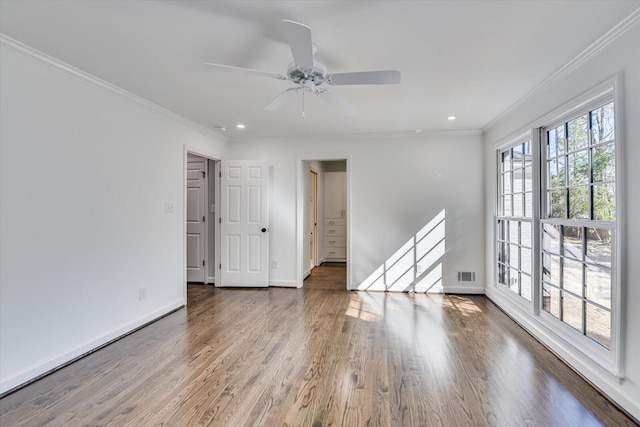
[219,171,222,178]
[202,260,205,266]
[203,216,206,222]
[219,263,222,269]
[219,217,221,223]
[202,171,206,178]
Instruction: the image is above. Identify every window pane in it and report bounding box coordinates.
[568,186,589,219]
[563,258,583,297]
[503,150,512,171]
[524,166,533,192]
[498,262,507,285]
[510,270,519,292]
[503,171,512,193]
[513,193,523,217]
[512,144,523,170]
[521,247,532,274]
[586,266,611,309]
[568,114,589,151]
[593,184,615,221]
[513,168,524,193]
[543,223,560,254]
[549,189,566,218]
[548,126,566,157]
[563,226,583,261]
[503,195,512,217]
[548,157,565,188]
[586,303,610,348]
[543,284,560,318]
[525,192,533,217]
[521,222,532,248]
[509,244,519,269]
[591,102,615,144]
[586,228,611,267]
[562,292,583,332]
[592,143,615,183]
[508,220,519,244]
[568,150,589,186]
[543,253,560,286]
[521,273,532,301]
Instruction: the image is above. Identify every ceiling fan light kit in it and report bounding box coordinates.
[205,20,401,118]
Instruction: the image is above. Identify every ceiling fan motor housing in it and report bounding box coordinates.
[287,61,327,86]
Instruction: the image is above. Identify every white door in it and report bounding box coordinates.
[186,159,206,282]
[220,160,269,287]
[309,170,317,270]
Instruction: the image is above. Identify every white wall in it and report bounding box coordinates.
[227,132,485,292]
[483,23,640,419]
[0,41,226,393]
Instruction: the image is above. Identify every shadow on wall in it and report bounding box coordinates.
[356,209,446,292]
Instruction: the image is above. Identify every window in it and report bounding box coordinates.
[494,91,620,370]
[541,102,616,349]
[497,140,533,301]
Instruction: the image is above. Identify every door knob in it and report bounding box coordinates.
[261,228,267,232]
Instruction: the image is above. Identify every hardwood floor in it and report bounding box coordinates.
[1,264,636,426]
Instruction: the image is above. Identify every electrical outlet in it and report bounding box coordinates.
[272,261,278,269]
[139,287,147,300]
[165,202,174,213]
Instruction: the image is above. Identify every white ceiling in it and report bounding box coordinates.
[1,1,638,139]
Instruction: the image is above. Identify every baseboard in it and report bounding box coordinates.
[485,286,640,421]
[0,299,184,395]
[443,284,485,294]
[206,276,215,284]
[269,280,297,288]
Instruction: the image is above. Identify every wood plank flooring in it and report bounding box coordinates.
[1,264,636,426]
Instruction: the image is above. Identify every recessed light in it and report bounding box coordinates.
[448,116,456,121]
[236,123,245,129]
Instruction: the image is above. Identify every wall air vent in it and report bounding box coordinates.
[457,272,476,283]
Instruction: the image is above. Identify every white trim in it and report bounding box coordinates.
[0,299,184,394]
[483,7,640,131]
[0,34,227,142]
[233,129,482,143]
[207,276,216,284]
[269,280,298,288]
[443,285,485,295]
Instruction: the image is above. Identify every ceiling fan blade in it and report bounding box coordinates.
[282,20,314,71]
[264,88,299,111]
[205,63,287,80]
[326,70,401,85]
[316,89,357,116]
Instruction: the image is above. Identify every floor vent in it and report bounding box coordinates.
[457,271,476,283]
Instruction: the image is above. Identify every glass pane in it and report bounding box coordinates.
[513,168,524,193]
[593,184,615,221]
[563,226,583,261]
[568,114,589,151]
[586,265,611,309]
[548,125,566,157]
[562,291,583,332]
[503,171,512,193]
[521,222,532,248]
[525,192,533,218]
[521,273,532,301]
[523,141,532,167]
[512,144,523,170]
[503,195,512,217]
[592,143,615,183]
[591,102,615,144]
[568,186,589,219]
[548,130,557,158]
[503,150,512,171]
[521,247,532,274]
[549,189,566,218]
[543,284,560,318]
[542,253,560,286]
[568,150,589,186]
[563,258,583,297]
[498,262,507,285]
[586,228,611,267]
[548,157,565,188]
[509,244,519,269]
[510,270,519,293]
[508,220,519,244]
[586,303,611,348]
[524,166,533,192]
[502,243,511,267]
[513,193,523,217]
[543,223,560,254]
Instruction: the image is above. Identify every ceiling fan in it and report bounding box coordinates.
[205,20,401,117]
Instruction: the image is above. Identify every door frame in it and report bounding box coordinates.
[186,155,208,283]
[183,146,221,300]
[309,169,318,272]
[296,155,351,289]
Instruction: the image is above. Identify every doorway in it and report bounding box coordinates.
[298,157,350,289]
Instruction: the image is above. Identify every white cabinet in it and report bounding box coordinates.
[324,172,347,261]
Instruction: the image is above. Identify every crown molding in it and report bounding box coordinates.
[483,7,640,132]
[0,33,228,143]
